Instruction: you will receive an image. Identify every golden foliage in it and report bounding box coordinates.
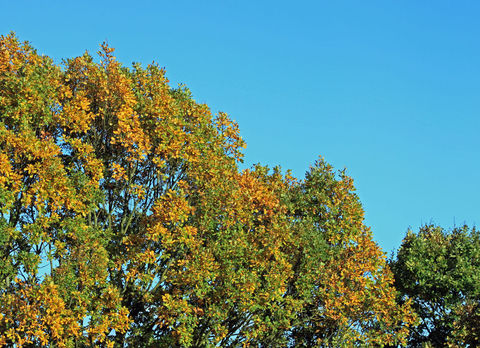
[0,33,414,347]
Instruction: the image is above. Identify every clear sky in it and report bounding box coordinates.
[2,0,479,254]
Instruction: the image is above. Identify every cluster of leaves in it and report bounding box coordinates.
[0,33,415,347]
[389,225,480,347]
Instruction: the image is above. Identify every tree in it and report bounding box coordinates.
[389,224,480,347]
[282,159,416,346]
[0,33,415,347]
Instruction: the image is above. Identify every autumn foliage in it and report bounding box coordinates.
[0,33,415,347]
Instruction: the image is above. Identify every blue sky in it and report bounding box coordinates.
[2,1,479,253]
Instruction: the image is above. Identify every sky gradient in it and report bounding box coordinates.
[2,0,479,253]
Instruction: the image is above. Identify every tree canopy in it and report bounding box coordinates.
[389,224,480,347]
[0,33,415,347]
